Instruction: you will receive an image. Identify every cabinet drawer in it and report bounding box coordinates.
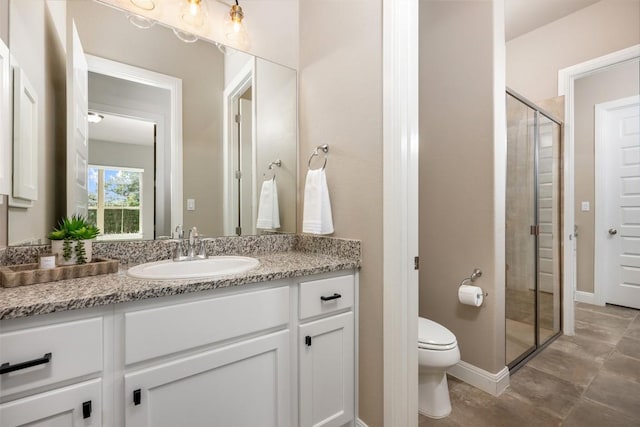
[125,286,290,364]
[0,318,103,398]
[299,275,354,320]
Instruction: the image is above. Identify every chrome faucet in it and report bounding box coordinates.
[174,226,206,262]
[174,225,184,239]
[187,227,198,259]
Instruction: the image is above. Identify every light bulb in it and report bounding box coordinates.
[180,0,207,28]
[225,3,248,45]
[190,2,199,16]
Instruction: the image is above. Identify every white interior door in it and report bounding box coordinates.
[66,20,88,217]
[597,95,640,309]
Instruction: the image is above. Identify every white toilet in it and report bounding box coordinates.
[418,317,460,419]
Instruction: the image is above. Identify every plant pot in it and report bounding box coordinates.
[51,239,94,265]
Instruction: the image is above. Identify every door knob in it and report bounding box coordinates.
[608,228,618,236]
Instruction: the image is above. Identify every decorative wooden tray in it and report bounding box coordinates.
[0,258,119,288]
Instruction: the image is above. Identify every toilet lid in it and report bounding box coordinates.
[418,317,456,348]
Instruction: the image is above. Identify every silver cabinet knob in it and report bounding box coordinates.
[609,228,618,236]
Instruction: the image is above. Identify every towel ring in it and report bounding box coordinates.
[308,144,329,170]
[263,159,282,180]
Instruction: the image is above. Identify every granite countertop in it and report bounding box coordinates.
[0,236,361,321]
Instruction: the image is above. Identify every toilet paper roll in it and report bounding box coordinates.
[458,285,484,307]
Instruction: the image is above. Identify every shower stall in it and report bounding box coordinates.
[505,89,562,369]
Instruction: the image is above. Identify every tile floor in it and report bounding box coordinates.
[419,302,640,426]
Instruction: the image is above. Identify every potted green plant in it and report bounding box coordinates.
[49,215,100,265]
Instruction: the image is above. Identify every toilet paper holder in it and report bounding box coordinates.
[460,268,488,297]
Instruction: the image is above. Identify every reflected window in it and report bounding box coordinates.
[88,166,143,240]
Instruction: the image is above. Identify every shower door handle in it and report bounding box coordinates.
[608,228,617,236]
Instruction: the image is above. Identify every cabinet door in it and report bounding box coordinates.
[299,312,354,427]
[0,378,101,427]
[125,330,290,427]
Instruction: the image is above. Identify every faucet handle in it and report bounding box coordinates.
[173,240,186,261]
[197,240,207,259]
[189,226,199,246]
[174,225,183,239]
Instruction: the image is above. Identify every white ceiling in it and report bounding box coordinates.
[88,113,155,146]
[505,0,601,41]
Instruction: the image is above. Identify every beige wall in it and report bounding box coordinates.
[419,0,505,373]
[298,0,383,425]
[507,0,640,102]
[8,0,65,245]
[574,59,640,293]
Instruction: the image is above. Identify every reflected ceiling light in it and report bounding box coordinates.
[225,1,248,44]
[130,0,155,11]
[173,28,199,43]
[127,13,156,29]
[180,0,208,28]
[88,112,104,124]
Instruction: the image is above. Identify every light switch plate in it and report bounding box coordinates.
[187,198,196,211]
[581,201,590,212]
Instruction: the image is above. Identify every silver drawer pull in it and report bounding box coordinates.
[320,293,342,302]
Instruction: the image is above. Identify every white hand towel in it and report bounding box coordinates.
[256,178,281,230]
[303,168,334,235]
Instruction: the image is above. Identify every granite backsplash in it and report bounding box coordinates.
[2,234,361,266]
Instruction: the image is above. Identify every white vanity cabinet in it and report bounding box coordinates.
[0,314,105,427]
[0,270,358,427]
[298,275,355,427]
[120,285,292,427]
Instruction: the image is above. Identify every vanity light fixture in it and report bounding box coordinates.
[180,0,208,29]
[88,112,104,124]
[130,0,155,11]
[225,0,248,44]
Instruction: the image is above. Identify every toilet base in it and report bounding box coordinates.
[418,370,452,419]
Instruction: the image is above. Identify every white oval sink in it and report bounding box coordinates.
[127,256,260,280]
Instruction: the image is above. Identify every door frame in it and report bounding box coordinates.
[558,44,640,333]
[594,95,640,306]
[86,54,183,233]
[222,59,255,236]
[382,0,419,426]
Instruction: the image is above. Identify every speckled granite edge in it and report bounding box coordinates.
[0,247,6,265]
[0,251,359,320]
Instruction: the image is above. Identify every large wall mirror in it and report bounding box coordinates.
[6,0,297,245]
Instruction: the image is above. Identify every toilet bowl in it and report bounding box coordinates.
[418,317,460,419]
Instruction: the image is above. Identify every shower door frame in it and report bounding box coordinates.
[506,88,564,370]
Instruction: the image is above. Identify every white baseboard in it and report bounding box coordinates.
[447,360,510,396]
[575,290,603,306]
[356,418,369,427]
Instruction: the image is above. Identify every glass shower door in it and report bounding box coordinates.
[506,90,563,368]
[505,93,537,366]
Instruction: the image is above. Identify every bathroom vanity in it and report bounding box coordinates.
[0,239,360,427]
